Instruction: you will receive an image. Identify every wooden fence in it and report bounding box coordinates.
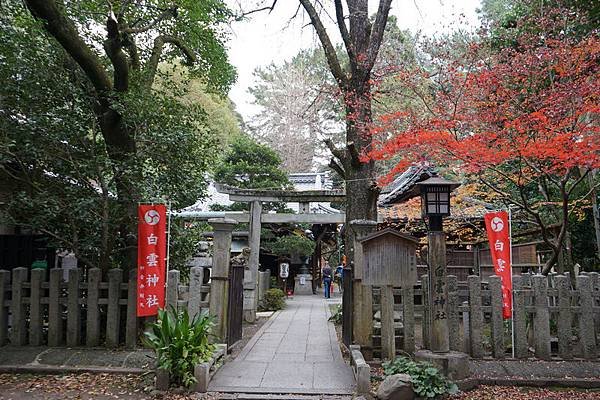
[0,266,211,348]
[416,243,541,282]
[372,272,600,360]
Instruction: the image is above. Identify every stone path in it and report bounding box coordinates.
[209,295,355,395]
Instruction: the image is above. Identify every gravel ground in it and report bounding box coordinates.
[450,385,600,399]
[0,318,269,400]
[0,373,153,400]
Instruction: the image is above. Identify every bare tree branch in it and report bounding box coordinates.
[146,35,196,87]
[329,158,346,179]
[24,0,112,92]
[324,138,346,163]
[235,0,278,20]
[366,0,393,71]
[299,0,347,88]
[122,7,177,34]
[333,0,354,61]
[104,12,129,91]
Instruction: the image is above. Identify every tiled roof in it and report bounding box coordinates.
[378,165,437,206]
[378,186,492,221]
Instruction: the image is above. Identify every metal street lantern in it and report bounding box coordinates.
[417,176,461,231]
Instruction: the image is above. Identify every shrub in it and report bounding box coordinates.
[382,357,458,399]
[259,288,286,311]
[329,304,342,325]
[144,308,215,387]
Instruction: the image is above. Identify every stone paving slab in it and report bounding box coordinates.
[209,295,355,395]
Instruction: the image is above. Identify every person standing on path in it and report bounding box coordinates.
[322,261,333,298]
[335,264,343,293]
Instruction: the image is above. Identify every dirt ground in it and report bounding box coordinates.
[450,385,600,400]
[0,318,269,400]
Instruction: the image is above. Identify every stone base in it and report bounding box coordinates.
[294,274,313,295]
[414,350,470,381]
[243,288,257,323]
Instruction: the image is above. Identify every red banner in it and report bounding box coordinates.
[137,204,167,317]
[484,211,512,319]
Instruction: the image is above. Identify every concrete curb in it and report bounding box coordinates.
[0,364,147,375]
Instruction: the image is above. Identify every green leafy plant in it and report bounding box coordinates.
[268,235,315,257]
[144,308,215,388]
[258,288,286,311]
[329,304,342,325]
[382,357,458,399]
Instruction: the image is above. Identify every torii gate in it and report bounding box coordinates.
[215,184,347,322]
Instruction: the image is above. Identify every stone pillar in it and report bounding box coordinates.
[209,218,236,343]
[350,219,377,359]
[244,200,262,322]
[428,231,449,353]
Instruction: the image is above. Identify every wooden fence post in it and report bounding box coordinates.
[447,275,461,352]
[489,275,505,358]
[106,268,123,348]
[380,285,395,360]
[126,269,138,348]
[467,275,483,358]
[421,274,430,349]
[86,268,101,347]
[555,274,573,360]
[0,270,8,346]
[577,274,597,359]
[29,269,45,346]
[11,268,27,345]
[48,268,63,346]
[401,285,415,355]
[512,276,528,359]
[532,274,551,360]
[67,268,81,347]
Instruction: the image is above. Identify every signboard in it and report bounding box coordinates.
[279,262,289,278]
[484,211,512,319]
[137,204,167,317]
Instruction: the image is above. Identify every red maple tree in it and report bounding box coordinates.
[368,16,600,274]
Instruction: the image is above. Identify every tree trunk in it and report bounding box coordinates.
[98,104,139,273]
[344,82,379,263]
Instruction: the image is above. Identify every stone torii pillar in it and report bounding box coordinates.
[208,218,236,343]
[244,200,262,323]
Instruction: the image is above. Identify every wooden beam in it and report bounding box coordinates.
[216,184,345,202]
[261,213,346,224]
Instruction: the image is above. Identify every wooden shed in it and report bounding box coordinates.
[359,228,418,288]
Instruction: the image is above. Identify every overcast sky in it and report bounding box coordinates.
[225,0,482,121]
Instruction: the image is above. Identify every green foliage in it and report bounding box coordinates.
[168,220,209,282]
[212,134,291,211]
[144,308,215,388]
[478,0,599,48]
[267,235,315,257]
[382,357,458,399]
[0,1,236,271]
[328,304,342,325]
[258,288,286,311]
